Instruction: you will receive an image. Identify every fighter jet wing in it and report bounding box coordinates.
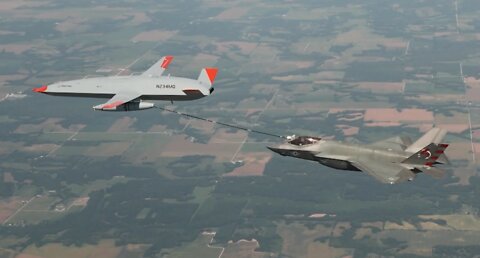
[349,159,415,184]
[368,136,413,152]
[93,92,141,111]
[142,56,174,77]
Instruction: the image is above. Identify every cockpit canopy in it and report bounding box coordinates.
[288,136,322,146]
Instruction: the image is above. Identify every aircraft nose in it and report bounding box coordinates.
[267,146,285,156]
[32,85,48,93]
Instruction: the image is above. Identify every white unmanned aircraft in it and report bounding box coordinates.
[33,56,218,111]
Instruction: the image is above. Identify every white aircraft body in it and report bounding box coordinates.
[33,56,218,111]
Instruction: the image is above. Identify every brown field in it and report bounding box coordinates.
[215,7,248,20]
[0,141,23,155]
[160,135,239,162]
[0,0,48,11]
[418,221,450,231]
[85,142,132,157]
[356,82,405,93]
[123,12,151,26]
[107,117,136,133]
[465,77,480,101]
[364,121,401,127]
[353,227,374,240]
[435,111,468,125]
[208,128,247,143]
[222,239,271,258]
[18,240,122,258]
[277,222,351,258]
[71,197,90,207]
[451,166,475,185]
[378,230,480,257]
[328,108,364,114]
[435,124,469,134]
[364,108,434,123]
[131,30,176,42]
[14,118,85,134]
[147,124,168,132]
[0,44,33,54]
[362,221,384,229]
[332,222,351,237]
[446,142,472,160]
[0,197,22,224]
[419,214,480,231]
[384,221,417,230]
[21,144,58,153]
[336,125,359,136]
[315,71,345,81]
[224,152,272,176]
[55,19,87,33]
[0,74,29,86]
[3,172,15,183]
[378,38,408,49]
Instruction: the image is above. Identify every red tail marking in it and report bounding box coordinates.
[435,150,444,154]
[439,143,449,148]
[205,68,218,84]
[161,56,174,69]
[431,156,439,160]
[425,162,434,167]
[32,85,48,93]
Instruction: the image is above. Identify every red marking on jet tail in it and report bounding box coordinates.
[161,56,174,69]
[425,162,434,167]
[439,143,449,148]
[205,68,218,84]
[32,85,48,93]
[102,101,124,109]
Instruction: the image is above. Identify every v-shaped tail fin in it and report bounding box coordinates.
[405,128,447,153]
[402,143,449,166]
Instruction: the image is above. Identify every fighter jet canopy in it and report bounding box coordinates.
[288,136,322,146]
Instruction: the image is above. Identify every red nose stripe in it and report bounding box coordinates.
[33,85,48,93]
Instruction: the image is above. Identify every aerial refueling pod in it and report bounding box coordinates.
[93,101,155,111]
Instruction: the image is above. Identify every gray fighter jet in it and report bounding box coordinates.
[33,56,218,111]
[268,128,449,184]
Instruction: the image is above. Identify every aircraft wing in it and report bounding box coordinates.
[142,56,173,77]
[93,92,141,111]
[368,136,413,152]
[349,159,415,184]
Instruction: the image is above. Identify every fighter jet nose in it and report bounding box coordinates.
[267,146,285,156]
[32,85,48,93]
[209,87,214,94]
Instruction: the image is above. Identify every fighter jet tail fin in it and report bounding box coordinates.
[197,68,218,87]
[402,143,449,166]
[405,128,447,153]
